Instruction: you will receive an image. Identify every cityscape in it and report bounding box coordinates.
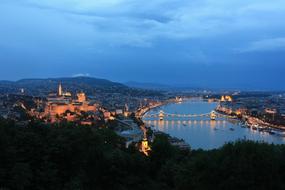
[1,0,285,190]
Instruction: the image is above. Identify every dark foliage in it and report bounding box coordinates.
[1,118,285,190]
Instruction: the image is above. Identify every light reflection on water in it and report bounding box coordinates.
[144,100,285,150]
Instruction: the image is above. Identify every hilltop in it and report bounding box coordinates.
[0,77,163,97]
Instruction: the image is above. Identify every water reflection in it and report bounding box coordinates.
[143,100,285,149]
[147,119,225,129]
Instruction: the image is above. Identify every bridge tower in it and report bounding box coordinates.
[210,111,217,120]
[159,110,164,120]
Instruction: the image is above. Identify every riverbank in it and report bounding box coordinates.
[152,130,191,149]
[216,107,285,135]
[136,98,181,118]
[245,115,285,130]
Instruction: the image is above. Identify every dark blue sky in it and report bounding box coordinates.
[0,0,285,90]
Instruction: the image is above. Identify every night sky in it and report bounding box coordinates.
[0,0,285,90]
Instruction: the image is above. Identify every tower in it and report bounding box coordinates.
[124,103,129,112]
[210,111,217,120]
[77,92,86,102]
[58,83,62,96]
[159,110,164,121]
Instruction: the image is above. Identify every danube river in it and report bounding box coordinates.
[143,99,285,150]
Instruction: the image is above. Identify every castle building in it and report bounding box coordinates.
[44,83,97,123]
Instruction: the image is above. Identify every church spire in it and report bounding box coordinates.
[58,83,62,96]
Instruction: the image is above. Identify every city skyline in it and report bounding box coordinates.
[1,0,285,90]
[1,1,285,187]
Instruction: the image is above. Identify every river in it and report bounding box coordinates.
[143,99,285,150]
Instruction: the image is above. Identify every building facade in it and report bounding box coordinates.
[44,83,97,122]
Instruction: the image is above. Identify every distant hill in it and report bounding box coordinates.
[0,77,131,96]
[0,77,165,98]
[125,81,205,92]
[17,77,126,88]
[125,81,172,90]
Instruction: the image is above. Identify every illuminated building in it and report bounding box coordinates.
[221,95,233,102]
[62,92,72,97]
[175,97,183,103]
[124,103,130,117]
[103,111,111,120]
[226,96,233,102]
[235,110,242,116]
[235,108,247,117]
[77,92,87,102]
[265,108,277,114]
[20,88,25,94]
[44,83,97,123]
[208,98,215,103]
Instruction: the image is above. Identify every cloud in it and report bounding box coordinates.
[237,37,285,53]
[0,0,285,89]
[0,0,284,51]
[1,0,285,57]
[5,0,284,46]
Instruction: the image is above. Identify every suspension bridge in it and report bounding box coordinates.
[142,110,236,121]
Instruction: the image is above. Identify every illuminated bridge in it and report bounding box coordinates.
[142,110,235,121]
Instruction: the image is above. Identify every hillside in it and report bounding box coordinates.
[0,77,127,96]
[0,77,164,99]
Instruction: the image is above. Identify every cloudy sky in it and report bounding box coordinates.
[0,0,285,90]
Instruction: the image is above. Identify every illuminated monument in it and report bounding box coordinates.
[140,130,151,156]
[44,83,97,122]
